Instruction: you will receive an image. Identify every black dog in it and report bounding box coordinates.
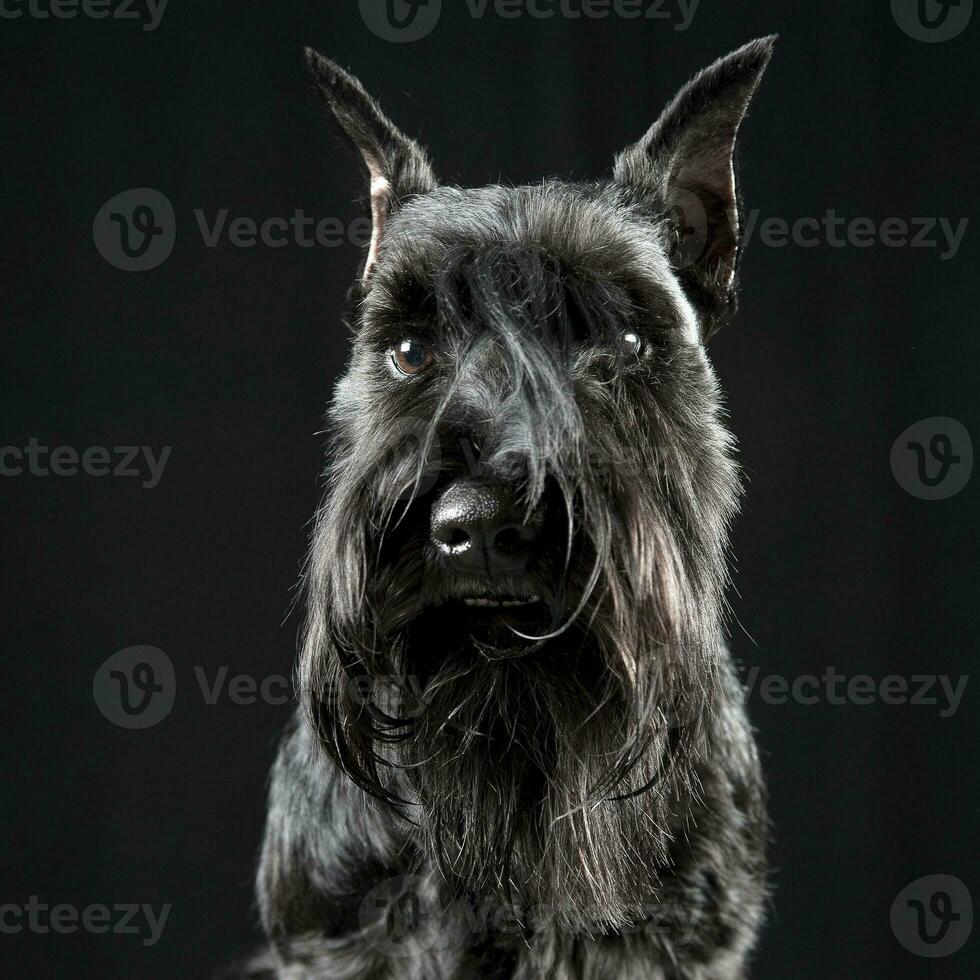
[238,37,775,979]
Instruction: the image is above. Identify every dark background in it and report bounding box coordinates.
[3,1,978,977]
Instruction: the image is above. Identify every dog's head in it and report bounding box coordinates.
[299,40,773,927]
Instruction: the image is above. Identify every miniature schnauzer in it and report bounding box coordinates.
[235,35,776,979]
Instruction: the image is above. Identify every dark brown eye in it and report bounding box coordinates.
[390,338,432,376]
[619,330,643,356]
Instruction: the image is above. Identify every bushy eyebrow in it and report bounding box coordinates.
[359,232,699,362]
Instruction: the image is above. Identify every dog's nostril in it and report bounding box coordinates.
[493,526,524,554]
[432,520,472,555]
[444,527,470,549]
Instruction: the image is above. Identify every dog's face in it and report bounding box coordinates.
[300,40,773,927]
[348,182,717,646]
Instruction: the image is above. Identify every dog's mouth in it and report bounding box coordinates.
[441,594,549,629]
[416,583,552,660]
[461,594,541,609]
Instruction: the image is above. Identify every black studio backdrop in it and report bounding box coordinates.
[3,2,979,977]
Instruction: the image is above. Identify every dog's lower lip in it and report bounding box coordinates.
[462,595,541,608]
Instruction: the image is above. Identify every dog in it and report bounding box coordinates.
[235,36,775,980]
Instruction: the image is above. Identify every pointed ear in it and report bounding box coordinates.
[303,48,438,281]
[613,36,775,338]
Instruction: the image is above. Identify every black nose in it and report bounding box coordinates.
[430,480,543,575]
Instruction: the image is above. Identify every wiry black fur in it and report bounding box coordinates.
[231,37,775,980]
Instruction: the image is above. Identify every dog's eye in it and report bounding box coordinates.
[619,330,643,357]
[390,339,433,377]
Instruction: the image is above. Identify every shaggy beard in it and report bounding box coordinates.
[394,637,704,933]
[303,509,725,934]
[302,371,737,931]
